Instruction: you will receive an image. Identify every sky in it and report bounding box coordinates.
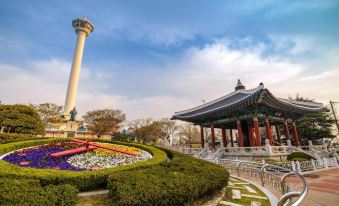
[0,0,338,120]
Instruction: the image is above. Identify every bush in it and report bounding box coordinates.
[287,152,314,161]
[289,157,310,162]
[108,149,229,206]
[0,133,46,144]
[0,138,168,191]
[0,104,45,135]
[0,177,78,206]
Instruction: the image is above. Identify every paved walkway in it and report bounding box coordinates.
[302,168,339,206]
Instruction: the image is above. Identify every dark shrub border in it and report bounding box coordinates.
[0,177,78,206]
[287,152,314,161]
[0,133,48,144]
[108,148,229,206]
[0,138,167,191]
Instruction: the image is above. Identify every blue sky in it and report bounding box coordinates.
[0,0,339,119]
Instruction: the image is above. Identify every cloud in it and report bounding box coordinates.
[0,37,338,121]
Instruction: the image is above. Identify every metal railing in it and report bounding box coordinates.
[205,158,308,206]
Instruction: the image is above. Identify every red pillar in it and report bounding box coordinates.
[248,121,255,146]
[292,122,300,146]
[265,118,273,145]
[221,128,227,147]
[284,121,290,141]
[253,117,262,146]
[200,125,204,148]
[236,120,243,147]
[275,126,282,145]
[230,129,234,147]
[211,125,216,149]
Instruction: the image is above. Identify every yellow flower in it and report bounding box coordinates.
[91,143,141,156]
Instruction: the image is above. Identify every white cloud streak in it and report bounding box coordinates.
[0,38,338,120]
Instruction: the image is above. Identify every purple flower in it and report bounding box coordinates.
[3,142,86,171]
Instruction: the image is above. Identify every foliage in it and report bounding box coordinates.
[0,104,45,135]
[297,112,336,145]
[156,118,179,144]
[30,103,63,127]
[128,118,162,143]
[289,157,309,162]
[112,132,134,142]
[0,177,78,206]
[108,149,229,206]
[287,152,314,161]
[0,133,46,144]
[0,139,167,191]
[178,123,200,146]
[83,109,126,137]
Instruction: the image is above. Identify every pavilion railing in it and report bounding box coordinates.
[180,139,339,163]
[205,158,308,206]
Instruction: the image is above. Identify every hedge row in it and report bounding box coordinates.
[0,178,78,206]
[287,152,314,161]
[108,149,229,206]
[0,133,46,144]
[0,138,168,191]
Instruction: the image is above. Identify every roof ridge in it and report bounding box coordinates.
[175,84,264,116]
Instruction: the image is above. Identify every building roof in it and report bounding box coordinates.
[172,81,326,122]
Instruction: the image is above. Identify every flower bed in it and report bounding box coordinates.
[2,141,152,171]
[0,139,167,190]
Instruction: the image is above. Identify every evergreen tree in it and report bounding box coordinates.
[0,104,45,135]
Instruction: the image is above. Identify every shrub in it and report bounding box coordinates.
[0,177,78,206]
[289,157,309,162]
[287,152,314,161]
[0,138,168,191]
[108,149,229,206]
[0,104,45,135]
[0,133,46,144]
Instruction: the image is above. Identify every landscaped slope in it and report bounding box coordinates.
[108,148,229,206]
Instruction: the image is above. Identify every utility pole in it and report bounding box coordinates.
[330,101,339,133]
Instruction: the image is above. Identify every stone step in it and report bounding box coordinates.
[251,201,261,206]
[241,194,268,200]
[232,189,241,200]
[227,186,244,190]
[234,182,250,185]
[244,185,257,193]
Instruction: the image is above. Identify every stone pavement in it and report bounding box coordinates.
[301,168,339,206]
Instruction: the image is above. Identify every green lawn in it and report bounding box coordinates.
[218,177,271,206]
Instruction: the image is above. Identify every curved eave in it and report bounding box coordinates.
[174,85,264,116]
[172,88,326,121]
[172,89,261,121]
[262,90,327,114]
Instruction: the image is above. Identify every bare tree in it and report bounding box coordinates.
[157,118,179,145]
[178,123,200,147]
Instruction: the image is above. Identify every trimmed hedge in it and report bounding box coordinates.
[0,133,47,144]
[108,149,229,206]
[287,152,314,161]
[0,177,78,206]
[0,138,168,191]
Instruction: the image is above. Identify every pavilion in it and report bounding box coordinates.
[172,80,326,149]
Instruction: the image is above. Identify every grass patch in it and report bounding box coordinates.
[218,177,271,206]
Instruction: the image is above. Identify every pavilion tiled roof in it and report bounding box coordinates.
[172,82,326,122]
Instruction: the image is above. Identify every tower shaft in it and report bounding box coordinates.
[64,31,86,115]
[63,17,94,116]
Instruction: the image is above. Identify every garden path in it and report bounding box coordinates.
[301,167,339,206]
